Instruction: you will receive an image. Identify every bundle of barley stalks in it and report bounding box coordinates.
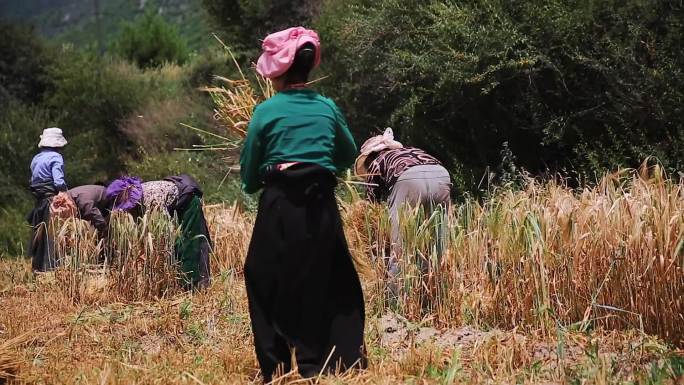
[52,210,182,303]
[181,36,273,160]
[0,332,32,382]
[201,72,273,140]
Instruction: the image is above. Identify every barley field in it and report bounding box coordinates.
[1,166,683,384]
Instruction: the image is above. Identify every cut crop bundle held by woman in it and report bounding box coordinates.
[240,26,366,381]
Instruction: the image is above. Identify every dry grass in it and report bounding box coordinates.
[50,210,182,304]
[198,36,273,143]
[107,210,182,301]
[53,216,102,303]
[1,165,684,383]
[0,266,680,384]
[205,203,252,274]
[342,165,684,346]
[0,331,33,382]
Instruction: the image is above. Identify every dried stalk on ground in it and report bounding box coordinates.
[0,331,32,381]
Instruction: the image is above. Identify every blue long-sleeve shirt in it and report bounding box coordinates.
[30,149,67,191]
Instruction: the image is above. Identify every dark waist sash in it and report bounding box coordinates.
[263,163,337,200]
[27,183,58,225]
[30,182,59,201]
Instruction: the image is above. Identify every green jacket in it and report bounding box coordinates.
[239,89,358,193]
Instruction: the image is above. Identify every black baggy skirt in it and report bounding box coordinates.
[27,183,58,272]
[244,164,366,381]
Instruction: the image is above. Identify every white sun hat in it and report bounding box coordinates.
[38,127,67,148]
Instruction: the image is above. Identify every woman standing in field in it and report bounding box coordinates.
[240,27,366,381]
[27,127,68,272]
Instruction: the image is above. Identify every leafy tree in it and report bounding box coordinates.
[113,11,189,68]
[316,0,684,192]
[0,23,54,105]
[200,0,321,51]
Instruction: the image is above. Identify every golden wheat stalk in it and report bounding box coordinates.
[344,163,683,345]
[0,331,33,381]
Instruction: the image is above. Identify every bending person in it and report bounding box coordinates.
[240,27,366,381]
[355,128,451,280]
[27,127,68,272]
[106,175,211,289]
[67,185,111,240]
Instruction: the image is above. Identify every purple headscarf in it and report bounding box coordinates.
[106,176,143,211]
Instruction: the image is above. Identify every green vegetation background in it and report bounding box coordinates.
[1,0,683,255]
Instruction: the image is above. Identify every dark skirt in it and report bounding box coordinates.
[26,183,58,272]
[175,195,211,289]
[164,175,212,290]
[244,164,366,381]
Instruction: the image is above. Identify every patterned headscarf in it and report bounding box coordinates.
[354,128,403,176]
[106,176,143,211]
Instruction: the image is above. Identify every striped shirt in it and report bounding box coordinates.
[365,147,441,202]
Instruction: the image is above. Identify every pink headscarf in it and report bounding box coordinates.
[256,27,321,79]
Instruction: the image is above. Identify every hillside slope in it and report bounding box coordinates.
[0,0,213,50]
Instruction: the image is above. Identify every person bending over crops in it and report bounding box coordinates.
[67,184,112,243]
[27,128,68,272]
[240,26,366,381]
[106,175,212,289]
[355,129,451,289]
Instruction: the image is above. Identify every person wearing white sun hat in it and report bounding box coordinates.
[27,127,68,272]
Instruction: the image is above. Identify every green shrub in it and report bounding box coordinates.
[0,23,54,104]
[0,100,55,199]
[126,150,251,206]
[186,48,237,88]
[200,0,320,51]
[316,0,684,191]
[0,202,32,257]
[45,51,150,185]
[113,11,190,68]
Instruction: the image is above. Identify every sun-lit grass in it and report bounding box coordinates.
[344,164,684,346]
[1,164,683,384]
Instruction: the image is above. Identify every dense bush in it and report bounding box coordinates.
[315,0,684,192]
[201,0,320,51]
[185,48,236,87]
[44,51,151,185]
[0,23,54,105]
[113,11,189,68]
[0,101,54,255]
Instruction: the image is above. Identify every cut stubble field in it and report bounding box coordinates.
[1,165,683,384]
